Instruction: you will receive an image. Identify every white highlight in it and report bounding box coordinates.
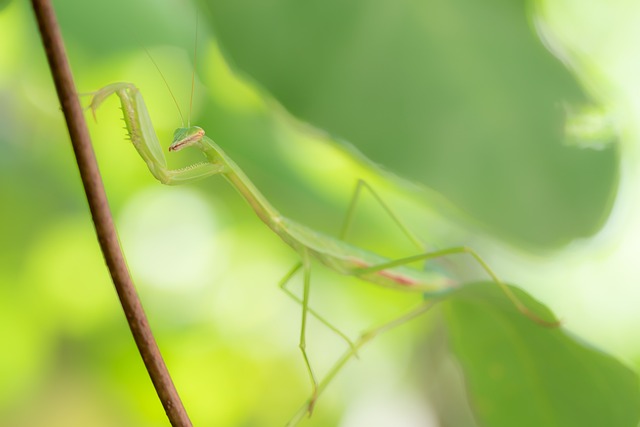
[340,389,438,427]
[118,186,228,291]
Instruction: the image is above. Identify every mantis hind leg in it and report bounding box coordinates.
[340,179,555,326]
[356,246,558,327]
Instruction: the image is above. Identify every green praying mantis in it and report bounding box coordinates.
[87,75,556,424]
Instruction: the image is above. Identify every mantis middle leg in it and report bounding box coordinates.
[278,262,355,349]
[339,179,423,250]
[286,299,439,426]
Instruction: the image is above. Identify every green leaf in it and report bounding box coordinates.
[441,283,639,427]
[200,0,617,246]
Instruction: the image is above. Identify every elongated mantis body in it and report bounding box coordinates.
[88,82,554,425]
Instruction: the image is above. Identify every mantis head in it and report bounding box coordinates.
[169,126,206,152]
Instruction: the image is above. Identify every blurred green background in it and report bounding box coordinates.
[1,0,639,425]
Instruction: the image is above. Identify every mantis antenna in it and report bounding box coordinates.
[188,13,198,127]
[140,9,198,128]
[142,47,186,127]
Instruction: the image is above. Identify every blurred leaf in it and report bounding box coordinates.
[54,0,197,55]
[0,0,12,12]
[441,283,640,427]
[200,0,617,247]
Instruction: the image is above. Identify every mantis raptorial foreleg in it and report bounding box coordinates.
[88,83,225,185]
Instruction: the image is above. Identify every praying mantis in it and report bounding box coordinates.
[87,79,555,425]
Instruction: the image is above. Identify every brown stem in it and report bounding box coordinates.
[30,1,192,426]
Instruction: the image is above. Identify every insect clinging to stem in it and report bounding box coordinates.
[86,22,558,426]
